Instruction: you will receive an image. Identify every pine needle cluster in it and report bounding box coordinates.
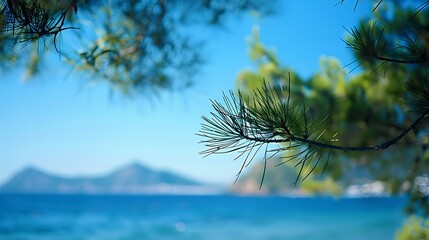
[0,0,84,50]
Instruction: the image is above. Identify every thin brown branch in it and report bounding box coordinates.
[374,54,427,65]
[240,110,429,152]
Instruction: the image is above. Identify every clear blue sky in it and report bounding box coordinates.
[0,1,372,185]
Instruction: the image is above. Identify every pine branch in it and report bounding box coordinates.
[1,0,83,50]
[344,23,428,66]
[198,80,429,182]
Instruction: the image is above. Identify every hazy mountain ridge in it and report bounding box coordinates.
[0,163,222,194]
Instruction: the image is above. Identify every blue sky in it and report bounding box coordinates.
[0,1,372,185]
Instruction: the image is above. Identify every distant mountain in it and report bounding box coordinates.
[1,162,223,195]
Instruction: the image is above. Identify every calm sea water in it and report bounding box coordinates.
[0,194,405,240]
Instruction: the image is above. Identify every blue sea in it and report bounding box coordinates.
[0,194,406,240]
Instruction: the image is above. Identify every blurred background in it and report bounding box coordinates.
[0,0,428,239]
[0,1,370,186]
